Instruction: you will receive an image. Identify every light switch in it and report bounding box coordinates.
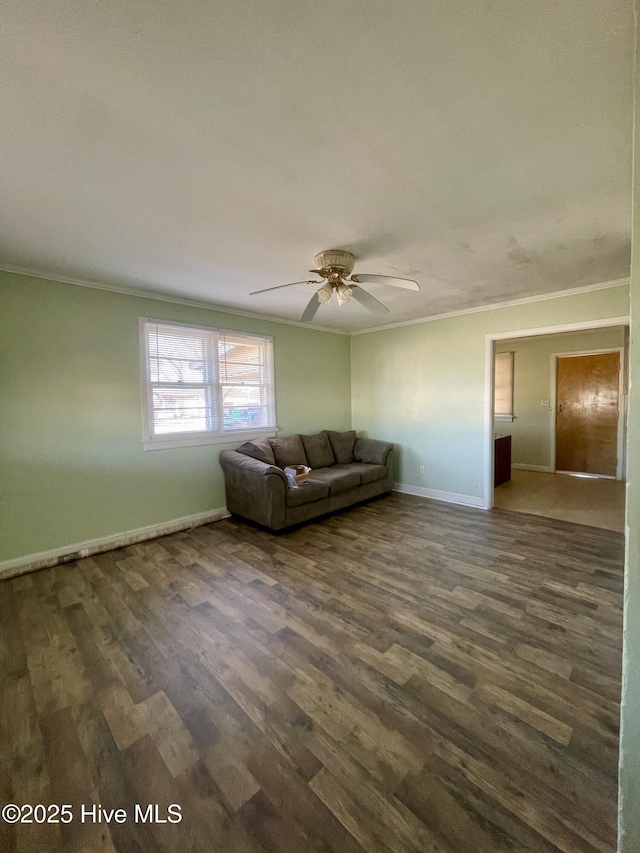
[541,399,550,407]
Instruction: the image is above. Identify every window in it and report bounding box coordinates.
[494,351,514,421]
[141,319,276,449]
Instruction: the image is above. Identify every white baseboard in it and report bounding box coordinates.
[511,463,554,473]
[0,507,230,580]
[393,483,484,508]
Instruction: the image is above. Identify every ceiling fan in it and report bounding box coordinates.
[249,249,420,323]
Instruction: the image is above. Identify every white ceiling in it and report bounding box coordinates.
[0,0,634,332]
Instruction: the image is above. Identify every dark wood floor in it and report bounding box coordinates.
[0,495,624,853]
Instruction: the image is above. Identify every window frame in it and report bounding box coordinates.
[494,350,515,422]
[140,317,277,450]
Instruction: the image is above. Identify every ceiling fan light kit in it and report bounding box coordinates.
[336,283,353,306]
[249,248,420,323]
[317,282,333,304]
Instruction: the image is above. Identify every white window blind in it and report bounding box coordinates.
[494,351,514,419]
[141,320,276,449]
[219,330,275,432]
[147,322,218,435]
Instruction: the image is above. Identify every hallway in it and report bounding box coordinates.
[493,469,626,533]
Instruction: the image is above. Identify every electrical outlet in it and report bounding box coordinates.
[419,465,425,473]
[541,399,550,407]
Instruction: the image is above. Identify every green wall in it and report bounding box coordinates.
[495,328,626,470]
[2,272,630,565]
[351,285,629,500]
[0,272,351,562]
[1,257,636,847]
[619,5,640,848]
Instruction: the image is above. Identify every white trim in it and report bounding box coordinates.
[0,264,349,336]
[143,429,277,451]
[352,279,629,336]
[489,316,630,341]
[393,483,484,508]
[140,314,153,445]
[145,316,275,340]
[1,263,627,339]
[511,463,554,473]
[556,470,616,480]
[484,335,496,509]
[0,507,230,580]
[140,318,277,450]
[483,316,630,511]
[551,347,625,480]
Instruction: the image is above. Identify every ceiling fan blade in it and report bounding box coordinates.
[350,274,419,291]
[299,293,322,323]
[249,280,322,296]
[351,286,390,317]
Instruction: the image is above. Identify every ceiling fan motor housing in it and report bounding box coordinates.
[312,249,355,280]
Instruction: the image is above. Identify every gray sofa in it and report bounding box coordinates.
[219,430,393,530]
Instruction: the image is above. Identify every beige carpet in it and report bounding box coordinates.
[493,469,625,532]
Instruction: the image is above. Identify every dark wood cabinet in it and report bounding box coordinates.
[494,434,512,487]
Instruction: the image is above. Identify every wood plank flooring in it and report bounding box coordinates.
[0,494,624,853]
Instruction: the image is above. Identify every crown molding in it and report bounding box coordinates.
[1,263,629,337]
[350,277,630,335]
[0,263,350,336]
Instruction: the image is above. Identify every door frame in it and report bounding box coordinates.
[550,348,625,480]
[483,316,629,510]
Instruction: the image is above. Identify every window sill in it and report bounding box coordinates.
[143,428,278,451]
[494,415,515,422]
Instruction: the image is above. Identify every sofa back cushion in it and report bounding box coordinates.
[324,430,356,464]
[301,432,335,469]
[269,434,308,468]
[236,437,276,465]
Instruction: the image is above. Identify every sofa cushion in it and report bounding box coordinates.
[269,434,308,468]
[308,464,361,495]
[236,437,276,465]
[286,480,330,508]
[346,462,388,485]
[324,430,356,464]
[301,432,335,469]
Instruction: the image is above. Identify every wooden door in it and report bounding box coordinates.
[555,352,620,476]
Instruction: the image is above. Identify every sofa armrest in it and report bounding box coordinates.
[220,450,287,481]
[219,450,287,528]
[354,437,393,466]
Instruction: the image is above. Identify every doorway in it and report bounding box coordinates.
[553,349,623,479]
[484,318,629,529]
